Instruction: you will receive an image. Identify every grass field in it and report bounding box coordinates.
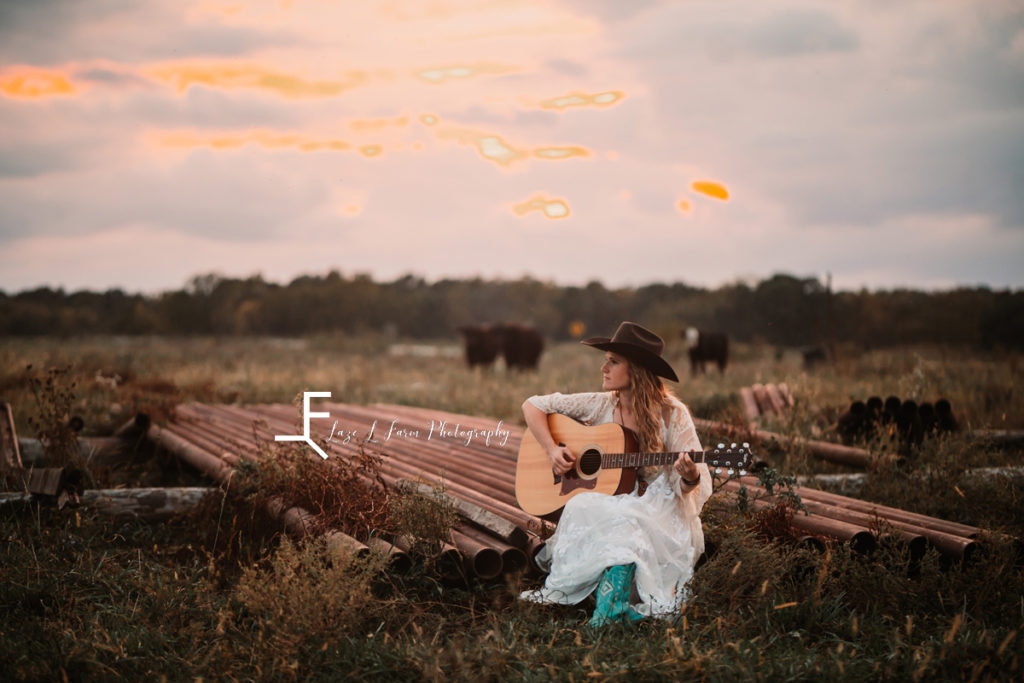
[1,335,1022,681]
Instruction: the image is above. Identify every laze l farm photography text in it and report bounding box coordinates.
[326,417,512,449]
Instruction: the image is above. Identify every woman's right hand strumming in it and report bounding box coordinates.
[523,399,577,476]
[547,444,576,475]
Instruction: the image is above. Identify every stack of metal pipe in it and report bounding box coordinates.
[719,478,980,561]
[146,402,986,577]
[149,401,547,580]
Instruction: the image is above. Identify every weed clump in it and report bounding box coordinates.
[388,485,459,559]
[232,535,390,659]
[24,364,84,470]
[242,435,391,542]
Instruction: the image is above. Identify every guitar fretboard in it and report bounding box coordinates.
[601,450,705,469]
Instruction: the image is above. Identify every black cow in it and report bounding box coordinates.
[457,324,502,368]
[497,323,544,371]
[800,346,829,369]
[457,323,544,371]
[683,327,728,375]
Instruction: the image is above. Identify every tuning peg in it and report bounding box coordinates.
[730,442,737,449]
[717,443,725,449]
[742,442,750,449]
[739,469,747,476]
[714,467,722,474]
[728,468,735,475]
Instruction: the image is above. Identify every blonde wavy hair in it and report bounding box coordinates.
[619,360,677,453]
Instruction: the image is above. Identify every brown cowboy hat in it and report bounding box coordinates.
[581,321,679,382]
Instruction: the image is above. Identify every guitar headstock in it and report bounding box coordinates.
[708,442,753,477]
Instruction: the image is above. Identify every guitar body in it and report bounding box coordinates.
[515,413,640,517]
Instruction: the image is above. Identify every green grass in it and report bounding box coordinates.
[1,335,1022,681]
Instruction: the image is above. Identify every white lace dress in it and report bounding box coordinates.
[520,391,713,618]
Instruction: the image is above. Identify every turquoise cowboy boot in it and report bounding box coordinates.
[588,564,644,627]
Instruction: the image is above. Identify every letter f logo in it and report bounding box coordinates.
[275,391,331,459]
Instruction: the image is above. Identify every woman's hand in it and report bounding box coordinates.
[674,451,700,485]
[523,400,577,476]
[548,445,576,475]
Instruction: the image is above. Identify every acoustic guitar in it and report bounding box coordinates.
[515,413,753,516]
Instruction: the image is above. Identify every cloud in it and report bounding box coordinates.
[0,0,1020,295]
[0,147,340,243]
[597,0,1024,234]
[744,9,859,58]
[0,0,301,65]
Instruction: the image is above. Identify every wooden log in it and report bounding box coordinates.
[0,486,215,519]
[970,430,1024,447]
[796,473,867,494]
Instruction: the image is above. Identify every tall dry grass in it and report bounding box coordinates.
[1,335,1021,680]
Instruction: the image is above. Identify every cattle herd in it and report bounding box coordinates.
[457,324,739,376]
[456,323,545,371]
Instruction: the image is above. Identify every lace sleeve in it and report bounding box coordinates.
[525,392,613,426]
[665,399,702,454]
[665,399,713,513]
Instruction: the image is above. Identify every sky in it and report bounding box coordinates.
[1,0,1022,295]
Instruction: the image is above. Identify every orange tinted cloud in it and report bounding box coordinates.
[414,62,518,83]
[0,68,77,99]
[692,180,730,201]
[155,130,353,152]
[533,146,589,160]
[350,116,410,131]
[147,63,368,98]
[513,194,570,219]
[439,127,592,167]
[438,127,528,166]
[539,90,623,110]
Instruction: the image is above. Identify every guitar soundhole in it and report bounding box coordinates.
[578,449,602,477]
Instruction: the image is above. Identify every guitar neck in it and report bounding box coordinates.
[601,450,705,469]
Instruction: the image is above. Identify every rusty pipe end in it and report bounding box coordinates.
[500,547,528,575]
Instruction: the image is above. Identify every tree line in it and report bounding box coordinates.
[1,271,1020,350]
